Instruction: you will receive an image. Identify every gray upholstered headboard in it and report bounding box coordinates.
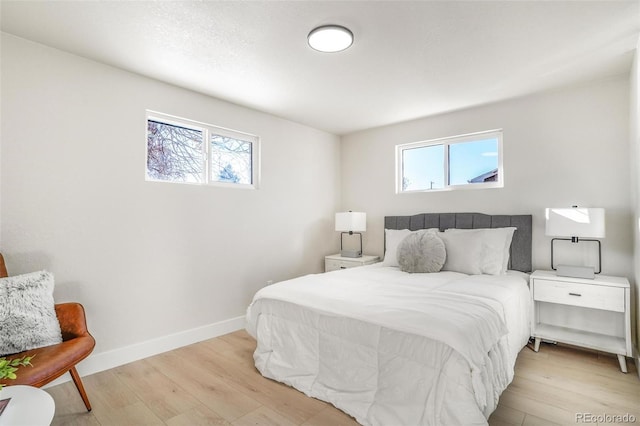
[384,212,532,273]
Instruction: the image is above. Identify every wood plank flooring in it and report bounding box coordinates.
[45,331,639,425]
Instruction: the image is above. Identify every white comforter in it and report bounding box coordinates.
[246,265,530,426]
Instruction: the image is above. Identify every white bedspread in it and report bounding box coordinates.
[246,265,530,426]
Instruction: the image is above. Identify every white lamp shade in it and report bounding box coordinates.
[335,212,366,232]
[545,207,605,238]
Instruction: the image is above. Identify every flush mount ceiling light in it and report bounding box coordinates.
[308,25,353,53]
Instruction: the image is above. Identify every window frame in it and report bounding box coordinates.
[396,129,503,193]
[145,111,260,189]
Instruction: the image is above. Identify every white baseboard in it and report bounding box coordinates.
[44,315,246,389]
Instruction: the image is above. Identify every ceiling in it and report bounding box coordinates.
[1,1,638,135]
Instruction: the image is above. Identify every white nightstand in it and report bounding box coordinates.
[324,254,380,272]
[530,270,632,372]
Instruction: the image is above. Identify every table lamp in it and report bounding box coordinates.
[545,206,605,279]
[335,211,366,258]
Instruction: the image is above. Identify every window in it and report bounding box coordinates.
[146,112,259,188]
[397,130,503,193]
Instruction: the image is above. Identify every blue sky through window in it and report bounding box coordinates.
[401,136,499,191]
[449,138,498,185]
[402,144,444,190]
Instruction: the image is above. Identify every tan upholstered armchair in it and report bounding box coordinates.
[0,254,95,411]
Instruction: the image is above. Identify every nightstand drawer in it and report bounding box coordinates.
[325,259,355,271]
[534,279,624,312]
[324,254,380,272]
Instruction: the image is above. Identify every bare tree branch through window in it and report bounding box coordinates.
[210,135,252,185]
[146,114,258,188]
[147,120,203,183]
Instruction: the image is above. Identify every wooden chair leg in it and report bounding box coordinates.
[69,366,92,411]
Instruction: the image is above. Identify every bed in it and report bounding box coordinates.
[246,212,532,425]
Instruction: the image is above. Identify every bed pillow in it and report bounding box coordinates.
[438,231,484,275]
[382,228,439,267]
[444,227,516,275]
[0,270,62,356]
[497,227,517,272]
[397,230,446,273]
[382,229,412,266]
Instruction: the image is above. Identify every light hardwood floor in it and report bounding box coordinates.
[45,331,639,426]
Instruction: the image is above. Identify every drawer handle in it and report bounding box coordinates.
[568,292,582,297]
[340,266,347,269]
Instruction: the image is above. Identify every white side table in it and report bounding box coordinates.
[530,270,632,372]
[0,385,55,426]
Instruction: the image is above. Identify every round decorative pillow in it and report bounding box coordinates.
[396,230,446,273]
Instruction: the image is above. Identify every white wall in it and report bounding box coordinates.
[630,39,640,360]
[342,77,632,279]
[1,34,341,361]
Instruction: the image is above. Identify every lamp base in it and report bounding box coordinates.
[341,249,362,258]
[556,264,595,279]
